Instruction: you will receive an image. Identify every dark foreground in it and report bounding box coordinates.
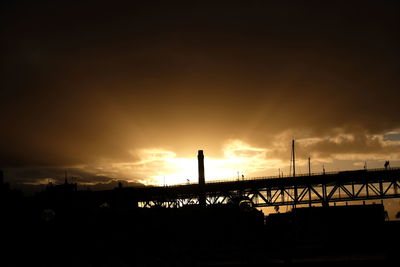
[1,184,399,266]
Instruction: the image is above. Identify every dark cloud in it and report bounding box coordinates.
[384,133,400,141]
[3,167,143,195]
[4,167,115,184]
[1,1,399,185]
[300,134,400,160]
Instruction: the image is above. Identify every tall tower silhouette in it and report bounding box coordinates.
[198,150,206,206]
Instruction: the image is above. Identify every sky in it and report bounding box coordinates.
[1,0,400,190]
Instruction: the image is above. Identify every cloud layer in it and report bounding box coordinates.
[1,1,399,186]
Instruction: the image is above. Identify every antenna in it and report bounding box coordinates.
[308,157,311,176]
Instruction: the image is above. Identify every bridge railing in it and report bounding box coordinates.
[163,167,400,188]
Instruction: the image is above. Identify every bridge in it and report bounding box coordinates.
[120,167,400,209]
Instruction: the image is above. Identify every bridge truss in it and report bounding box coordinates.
[132,168,400,208]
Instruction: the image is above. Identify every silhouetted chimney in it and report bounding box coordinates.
[198,150,206,206]
[198,150,205,186]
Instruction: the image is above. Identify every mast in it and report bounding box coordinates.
[292,140,297,209]
[292,140,295,177]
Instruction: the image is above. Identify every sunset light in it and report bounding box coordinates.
[135,140,283,186]
[2,1,400,265]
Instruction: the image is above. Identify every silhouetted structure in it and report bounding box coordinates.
[136,167,400,209]
[198,150,206,206]
[45,178,78,193]
[385,160,390,169]
[1,162,400,266]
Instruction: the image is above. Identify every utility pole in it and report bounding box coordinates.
[308,157,311,176]
[292,140,297,210]
[292,140,296,177]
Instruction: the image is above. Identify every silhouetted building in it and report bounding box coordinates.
[0,169,9,191]
[266,204,386,249]
[45,178,77,193]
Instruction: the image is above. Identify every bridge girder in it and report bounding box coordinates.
[133,168,400,208]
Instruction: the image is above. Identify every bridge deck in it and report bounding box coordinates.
[117,168,400,208]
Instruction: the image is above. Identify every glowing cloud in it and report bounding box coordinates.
[132,140,282,186]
